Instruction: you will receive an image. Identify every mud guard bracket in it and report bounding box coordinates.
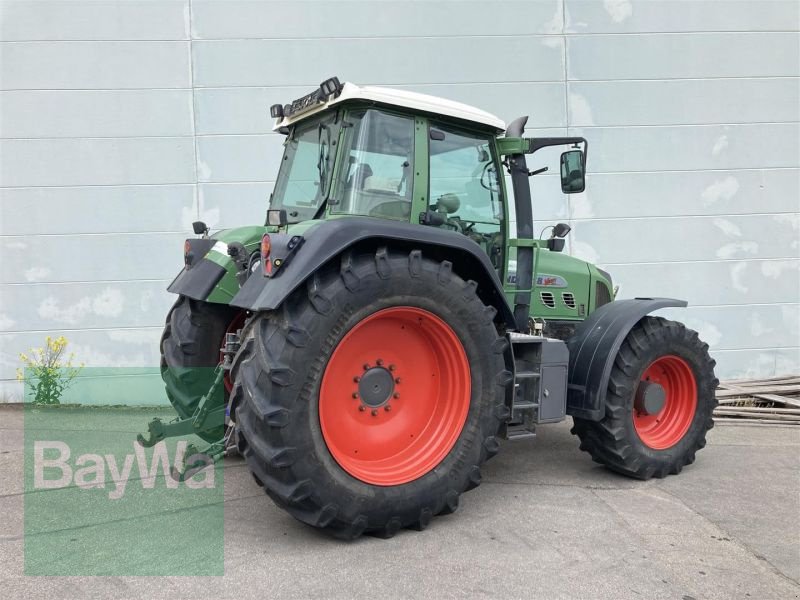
[566,298,687,421]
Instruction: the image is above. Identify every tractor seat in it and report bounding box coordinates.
[368,199,412,220]
[347,163,373,191]
[435,193,460,214]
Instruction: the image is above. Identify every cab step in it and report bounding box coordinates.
[515,370,540,380]
[506,423,536,440]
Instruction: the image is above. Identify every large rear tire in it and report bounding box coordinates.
[231,249,511,539]
[160,295,240,441]
[571,316,718,479]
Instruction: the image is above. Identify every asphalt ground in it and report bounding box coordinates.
[0,405,797,599]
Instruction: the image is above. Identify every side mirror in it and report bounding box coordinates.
[560,150,585,194]
[266,209,288,227]
[552,222,571,238]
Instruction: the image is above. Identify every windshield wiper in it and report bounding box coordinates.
[312,122,333,220]
[317,123,330,195]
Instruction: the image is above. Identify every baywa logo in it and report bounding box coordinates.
[33,440,215,499]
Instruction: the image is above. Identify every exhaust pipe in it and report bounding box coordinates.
[506,116,533,332]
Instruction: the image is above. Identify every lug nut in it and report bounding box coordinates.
[376,358,384,366]
[384,405,392,412]
[371,409,378,416]
[363,363,370,370]
[352,392,359,399]
[388,364,396,371]
[395,377,401,384]
[393,392,400,399]
[353,376,360,383]
[358,406,366,412]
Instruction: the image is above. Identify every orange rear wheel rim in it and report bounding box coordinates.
[319,307,471,486]
[220,311,247,394]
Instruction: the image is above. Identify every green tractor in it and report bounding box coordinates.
[142,77,718,539]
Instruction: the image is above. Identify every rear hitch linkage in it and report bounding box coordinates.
[136,329,243,481]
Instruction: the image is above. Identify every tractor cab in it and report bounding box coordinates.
[265,77,606,336]
[268,80,509,261]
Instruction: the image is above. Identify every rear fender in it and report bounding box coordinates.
[167,226,267,303]
[566,298,688,421]
[230,217,516,328]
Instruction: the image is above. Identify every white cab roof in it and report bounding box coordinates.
[274,82,506,132]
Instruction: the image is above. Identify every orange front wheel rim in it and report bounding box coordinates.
[633,355,697,450]
[319,307,471,486]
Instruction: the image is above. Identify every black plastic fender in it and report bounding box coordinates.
[230,216,516,328]
[167,236,227,301]
[168,258,228,301]
[566,297,688,421]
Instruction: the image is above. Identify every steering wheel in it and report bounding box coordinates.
[461,221,476,234]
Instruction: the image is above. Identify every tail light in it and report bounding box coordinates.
[261,234,272,275]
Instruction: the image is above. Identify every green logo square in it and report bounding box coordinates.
[23,369,224,576]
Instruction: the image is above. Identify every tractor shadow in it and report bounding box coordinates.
[217,420,647,548]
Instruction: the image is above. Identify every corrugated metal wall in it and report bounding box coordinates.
[1,0,798,401]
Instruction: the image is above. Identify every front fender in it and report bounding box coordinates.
[230,217,516,328]
[566,297,688,421]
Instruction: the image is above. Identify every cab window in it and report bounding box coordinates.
[428,125,504,268]
[332,109,415,220]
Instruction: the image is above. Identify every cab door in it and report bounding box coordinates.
[426,122,506,276]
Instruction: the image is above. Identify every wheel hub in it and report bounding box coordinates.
[635,381,666,416]
[358,366,395,408]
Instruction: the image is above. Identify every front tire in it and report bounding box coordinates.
[231,249,511,539]
[571,316,718,479]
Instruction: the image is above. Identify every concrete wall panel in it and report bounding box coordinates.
[572,213,799,264]
[196,134,283,183]
[192,36,565,87]
[0,41,191,89]
[607,259,800,307]
[199,182,273,230]
[0,0,189,41]
[569,169,799,220]
[707,348,800,380]
[0,233,187,284]
[657,304,799,352]
[572,124,800,173]
[0,90,194,138]
[0,137,196,186]
[568,33,800,80]
[1,280,174,332]
[0,328,162,383]
[568,78,800,127]
[0,185,196,235]
[191,0,563,39]
[565,0,799,33]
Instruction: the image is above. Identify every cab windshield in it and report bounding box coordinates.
[270,113,337,223]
